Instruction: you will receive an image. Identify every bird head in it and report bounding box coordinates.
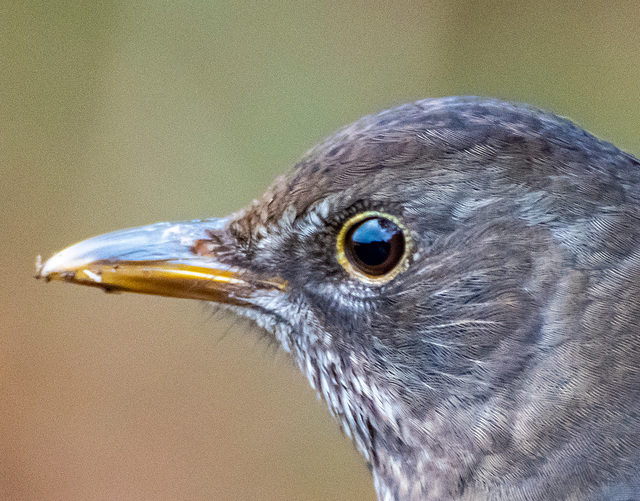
[38,97,640,500]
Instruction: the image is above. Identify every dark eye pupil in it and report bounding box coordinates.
[345,217,405,276]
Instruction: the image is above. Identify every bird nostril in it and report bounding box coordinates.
[191,239,216,256]
[336,211,411,285]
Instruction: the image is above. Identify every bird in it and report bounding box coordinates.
[37,96,640,501]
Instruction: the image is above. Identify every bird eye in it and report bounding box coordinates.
[336,211,410,284]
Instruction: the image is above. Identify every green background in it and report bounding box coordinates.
[3,2,639,500]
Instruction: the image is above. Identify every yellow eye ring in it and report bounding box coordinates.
[336,211,412,285]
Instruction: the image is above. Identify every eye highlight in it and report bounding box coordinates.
[336,211,410,285]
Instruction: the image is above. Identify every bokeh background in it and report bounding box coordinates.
[3,1,640,500]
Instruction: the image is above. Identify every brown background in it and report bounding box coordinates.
[2,1,640,500]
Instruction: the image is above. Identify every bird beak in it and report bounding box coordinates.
[36,218,286,306]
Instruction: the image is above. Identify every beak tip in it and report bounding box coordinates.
[35,253,60,281]
[35,254,43,279]
[35,249,88,284]
[34,254,56,281]
[36,238,102,283]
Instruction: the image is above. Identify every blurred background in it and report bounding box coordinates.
[2,1,640,500]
